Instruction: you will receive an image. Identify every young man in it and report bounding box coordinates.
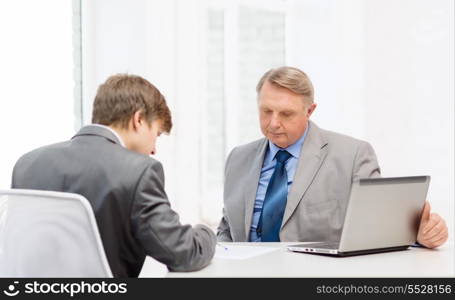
[217,66,448,248]
[12,74,216,277]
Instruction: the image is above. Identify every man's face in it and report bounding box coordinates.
[258,81,316,148]
[131,118,163,156]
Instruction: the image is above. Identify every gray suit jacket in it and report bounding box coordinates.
[12,125,216,277]
[217,121,381,242]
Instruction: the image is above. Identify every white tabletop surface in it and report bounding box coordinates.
[139,242,455,278]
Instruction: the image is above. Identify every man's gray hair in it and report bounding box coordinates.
[256,66,314,104]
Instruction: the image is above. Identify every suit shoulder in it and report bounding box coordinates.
[228,137,265,157]
[15,141,69,165]
[319,127,371,149]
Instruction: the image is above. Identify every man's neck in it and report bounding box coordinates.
[108,125,129,148]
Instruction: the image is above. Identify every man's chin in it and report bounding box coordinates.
[268,137,289,148]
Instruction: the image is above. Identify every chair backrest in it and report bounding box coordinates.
[0,189,112,277]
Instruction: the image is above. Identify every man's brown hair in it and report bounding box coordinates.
[92,74,172,133]
[256,66,314,105]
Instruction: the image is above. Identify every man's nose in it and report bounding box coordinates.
[269,114,281,129]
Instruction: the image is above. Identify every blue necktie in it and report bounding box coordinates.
[258,150,292,242]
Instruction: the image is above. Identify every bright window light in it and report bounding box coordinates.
[0,0,76,188]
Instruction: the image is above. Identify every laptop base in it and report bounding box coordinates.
[288,245,410,257]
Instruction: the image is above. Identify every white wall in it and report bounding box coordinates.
[81,0,148,123]
[286,0,367,137]
[364,0,454,239]
[0,0,75,189]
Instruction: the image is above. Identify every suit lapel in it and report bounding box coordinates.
[281,122,328,228]
[243,139,268,239]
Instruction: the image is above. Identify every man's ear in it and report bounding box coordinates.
[131,110,143,131]
[306,103,317,118]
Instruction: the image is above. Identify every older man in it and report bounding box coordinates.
[217,66,448,248]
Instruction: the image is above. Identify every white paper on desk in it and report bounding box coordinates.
[215,245,278,260]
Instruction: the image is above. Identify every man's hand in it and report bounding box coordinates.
[417,202,448,248]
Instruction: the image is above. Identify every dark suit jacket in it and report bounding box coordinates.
[12,125,216,277]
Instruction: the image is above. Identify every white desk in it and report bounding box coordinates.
[139,242,454,278]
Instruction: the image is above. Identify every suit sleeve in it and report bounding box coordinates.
[352,141,381,181]
[217,208,233,242]
[216,148,235,242]
[130,161,216,272]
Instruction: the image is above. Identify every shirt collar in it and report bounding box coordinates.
[90,124,126,147]
[268,122,309,160]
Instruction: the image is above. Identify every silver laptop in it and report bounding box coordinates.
[287,176,430,256]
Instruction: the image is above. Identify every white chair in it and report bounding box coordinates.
[0,189,112,277]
